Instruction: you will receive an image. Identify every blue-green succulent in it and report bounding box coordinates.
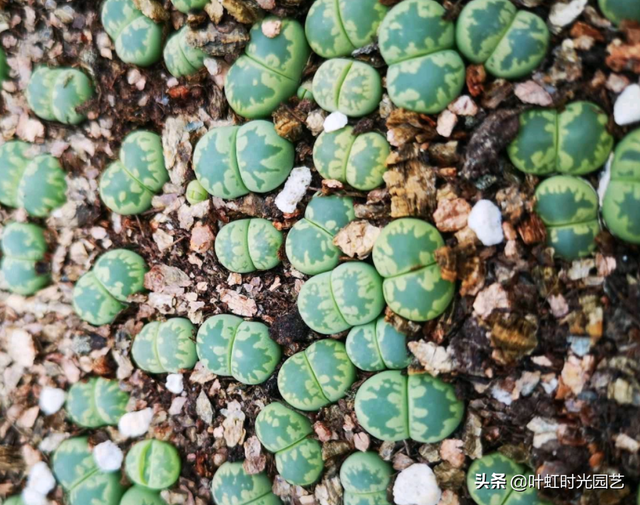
[120,486,168,505]
[185,179,208,205]
[215,219,283,273]
[211,462,282,505]
[164,26,207,77]
[598,0,640,24]
[346,316,411,372]
[171,0,209,14]
[125,440,181,491]
[66,377,129,428]
[0,222,49,295]
[132,318,198,374]
[340,452,393,505]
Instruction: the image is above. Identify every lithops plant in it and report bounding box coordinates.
[225,17,310,119]
[340,452,392,505]
[164,26,207,77]
[66,377,129,428]
[508,102,613,176]
[100,130,168,215]
[186,179,208,205]
[313,127,390,190]
[193,121,294,199]
[121,487,168,505]
[599,0,640,24]
[297,81,314,102]
[346,316,411,372]
[101,0,163,67]
[373,218,454,322]
[312,59,382,117]
[53,437,125,505]
[0,222,50,295]
[215,219,283,273]
[297,262,384,334]
[285,194,355,275]
[132,318,198,374]
[535,176,600,260]
[456,0,549,79]
[27,66,94,124]
[196,315,281,385]
[171,0,209,13]
[255,402,324,486]
[212,461,282,505]
[603,128,640,244]
[355,370,464,442]
[378,0,465,114]
[4,496,25,505]
[73,249,148,326]
[278,339,356,411]
[125,440,181,490]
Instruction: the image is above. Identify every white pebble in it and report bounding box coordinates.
[118,408,154,438]
[26,462,56,496]
[93,441,124,472]
[468,200,504,246]
[393,464,442,505]
[165,374,184,395]
[323,111,348,133]
[39,387,66,415]
[549,0,587,32]
[274,167,312,214]
[614,84,640,126]
[597,154,613,206]
[22,488,49,505]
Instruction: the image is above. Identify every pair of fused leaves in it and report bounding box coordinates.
[0,223,50,296]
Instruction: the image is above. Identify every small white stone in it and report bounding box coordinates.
[468,200,504,246]
[22,488,49,505]
[275,166,312,214]
[436,110,458,138]
[118,408,154,438]
[166,374,184,395]
[93,441,124,472]
[323,112,348,133]
[393,464,442,505]
[39,387,66,415]
[597,154,613,206]
[27,462,56,496]
[614,84,640,125]
[549,0,588,32]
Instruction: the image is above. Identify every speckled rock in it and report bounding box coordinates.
[132,318,198,374]
[125,440,181,490]
[211,462,282,505]
[0,222,50,296]
[120,487,168,505]
[164,26,206,77]
[171,0,209,14]
[215,219,283,273]
[66,377,129,428]
[598,0,640,24]
[340,452,393,505]
[346,316,411,372]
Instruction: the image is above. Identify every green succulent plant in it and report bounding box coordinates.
[100,130,169,215]
[285,194,355,275]
[27,66,94,124]
[196,314,281,384]
[225,17,310,119]
[193,120,294,200]
[186,179,208,205]
[215,219,283,273]
[120,486,168,505]
[0,47,8,83]
[346,316,411,372]
[101,0,163,67]
[66,377,129,428]
[372,218,454,322]
[53,437,126,505]
[297,81,314,102]
[211,461,282,505]
[0,222,50,295]
[255,402,324,486]
[73,249,148,326]
[603,128,640,244]
[277,339,356,411]
[297,262,384,334]
[125,440,181,491]
[355,370,464,442]
[535,176,600,260]
[456,0,549,80]
[378,0,465,114]
[164,26,207,77]
[171,0,209,14]
[598,0,640,24]
[313,59,382,118]
[313,127,390,190]
[4,497,25,505]
[132,318,198,374]
[508,102,613,176]
[340,452,393,505]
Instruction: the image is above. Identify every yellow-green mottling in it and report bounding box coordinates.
[285,194,355,275]
[508,101,613,176]
[121,486,169,505]
[378,0,465,114]
[255,402,323,486]
[215,219,283,273]
[535,176,600,260]
[27,66,94,124]
[298,262,384,334]
[193,121,294,199]
[186,179,208,205]
[196,314,281,385]
[456,0,549,79]
[0,222,49,295]
[340,452,392,505]
[66,377,129,428]
[603,128,640,244]
[73,249,147,326]
[164,26,207,77]
[372,218,454,322]
[225,17,310,119]
[212,462,282,505]
[52,437,126,505]
[101,0,163,67]
[171,0,209,14]
[132,318,198,374]
[355,370,464,442]
[346,316,411,372]
[598,0,640,24]
[125,439,181,491]
[278,339,356,411]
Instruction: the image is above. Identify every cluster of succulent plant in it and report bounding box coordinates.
[355,370,464,442]
[1,222,50,295]
[297,262,384,334]
[313,127,390,190]
[120,487,168,505]
[99,130,169,215]
[125,439,182,491]
[215,218,283,273]
[346,316,411,372]
[196,315,281,384]
[101,0,163,67]
[66,377,129,428]
[340,452,392,505]
[193,121,294,199]
[164,26,207,78]
[278,339,355,411]
[27,66,94,125]
[285,194,355,275]
[508,101,613,176]
[73,249,148,326]
[211,461,282,505]
[598,0,640,24]
[171,0,209,14]
[132,318,198,374]
[255,402,323,486]
[225,17,310,119]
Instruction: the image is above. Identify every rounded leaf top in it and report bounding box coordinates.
[121,486,169,505]
[346,316,411,372]
[340,452,392,505]
[132,318,198,374]
[215,219,283,273]
[66,377,129,428]
[211,462,282,505]
[186,179,208,205]
[0,222,50,295]
[164,26,207,78]
[598,0,640,25]
[125,440,181,491]
[171,0,209,13]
